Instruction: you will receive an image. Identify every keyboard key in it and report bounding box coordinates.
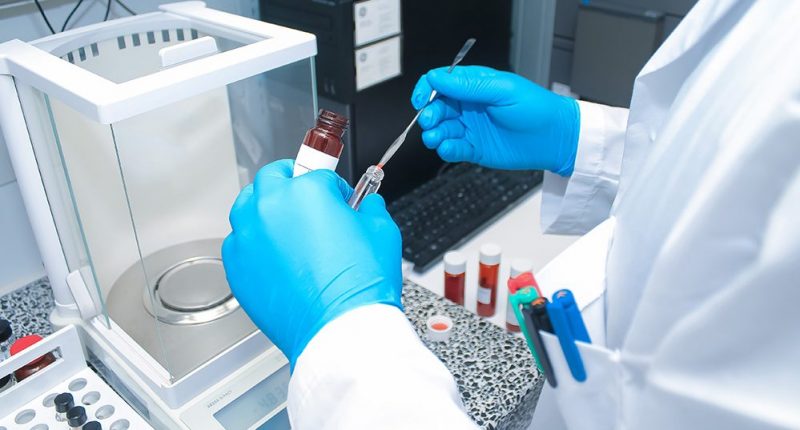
[387,164,542,271]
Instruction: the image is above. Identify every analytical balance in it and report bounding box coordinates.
[0,2,317,428]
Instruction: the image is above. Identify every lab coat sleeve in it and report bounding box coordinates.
[540,100,629,235]
[288,304,479,430]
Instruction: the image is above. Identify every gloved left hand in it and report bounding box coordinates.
[222,160,403,368]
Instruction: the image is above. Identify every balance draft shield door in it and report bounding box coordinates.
[3,2,318,385]
[106,59,316,382]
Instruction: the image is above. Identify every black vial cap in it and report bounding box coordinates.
[0,374,10,387]
[0,319,11,342]
[55,392,75,412]
[67,406,87,427]
[83,421,102,430]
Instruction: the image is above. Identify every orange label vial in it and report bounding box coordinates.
[443,251,466,305]
[476,244,501,317]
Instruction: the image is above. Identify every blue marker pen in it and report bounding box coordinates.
[553,290,591,344]
[546,301,586,382]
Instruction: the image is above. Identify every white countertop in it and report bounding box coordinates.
[405,188,579,330]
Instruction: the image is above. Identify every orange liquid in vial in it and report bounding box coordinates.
[444,272,465,305]
[431,322,449,331]
[477,262,499,317]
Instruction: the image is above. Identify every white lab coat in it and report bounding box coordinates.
[288,0,800,428]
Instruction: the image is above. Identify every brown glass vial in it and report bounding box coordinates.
[293,109,349,177]
[476,244,502,317]
[443,251,467,306]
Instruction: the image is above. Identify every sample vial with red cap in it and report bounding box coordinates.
[476,244,502,317]
[443,251,466,305]
[506,258,534,332]
[10,334,57,381]
[293,109,349,177]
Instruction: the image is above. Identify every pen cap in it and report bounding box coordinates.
[554,289,591,343]
[510,258,533,278]
[479,243,502,265]
[531,297,553,333]
[553,289,576,306]
[443,251,466,274]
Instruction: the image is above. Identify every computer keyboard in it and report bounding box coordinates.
[387,163,543,272]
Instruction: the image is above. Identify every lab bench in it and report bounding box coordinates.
[2,278,543,429]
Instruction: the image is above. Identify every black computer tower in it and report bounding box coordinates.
[261,0,512,202]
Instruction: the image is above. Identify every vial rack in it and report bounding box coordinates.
[0,326,152,430]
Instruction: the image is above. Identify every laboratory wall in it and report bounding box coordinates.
[548,0,697,106]
[0,0,257,295]
[510,0,555,87]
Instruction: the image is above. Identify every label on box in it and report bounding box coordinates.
[477,286,492,305]
[354,0,401,47]
[355,36,402,91]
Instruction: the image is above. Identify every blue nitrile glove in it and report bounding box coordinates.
[411,66,580,176]
[222,160,403,368]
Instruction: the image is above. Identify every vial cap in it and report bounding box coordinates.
[479,243,502,265]
[10,334,43,356]
[0,319,11,341]
[426,315,453,342]
[510,258,534,278]
[67,406,87,427]
[83,421,102,430]
[55,392,75,412]
[0,374,10,387]
[443,251,466,274]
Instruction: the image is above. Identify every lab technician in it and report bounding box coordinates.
[222,0,800,428]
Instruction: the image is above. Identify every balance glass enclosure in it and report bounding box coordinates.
[2,3,317,382]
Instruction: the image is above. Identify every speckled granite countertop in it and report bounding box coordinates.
[403,281,543,430]
[0,278,55,343]
[1,278,542,429]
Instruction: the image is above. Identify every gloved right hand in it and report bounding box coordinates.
[222,160,402,369]
[411,66,580,176]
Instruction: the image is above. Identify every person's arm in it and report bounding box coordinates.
[409,67,628,234]
[289,305,479,429]
[222,160,476,429]
[540,101,629,235]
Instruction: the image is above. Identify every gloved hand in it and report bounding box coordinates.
[222,160,403,368]
[411,66,580,176]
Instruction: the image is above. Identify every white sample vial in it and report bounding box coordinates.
[506,258,534,332]
[426,315,454,342]
[292,109,348,177]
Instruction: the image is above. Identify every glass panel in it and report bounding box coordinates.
[16,84,146,328]
[106,58,315,380]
